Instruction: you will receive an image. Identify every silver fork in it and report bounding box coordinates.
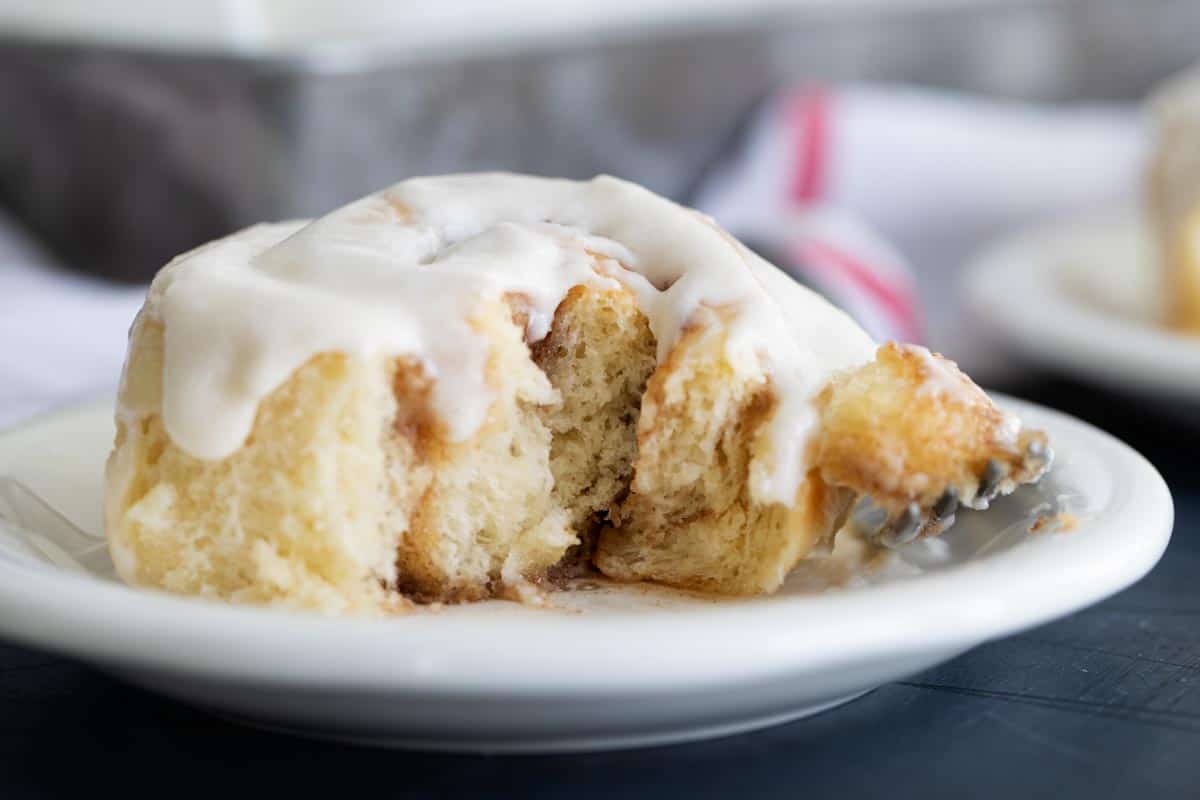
[0,476,113,576]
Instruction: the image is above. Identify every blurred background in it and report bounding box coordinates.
[0,0,1196,422]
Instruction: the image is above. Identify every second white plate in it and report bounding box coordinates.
[964,211,1200,401]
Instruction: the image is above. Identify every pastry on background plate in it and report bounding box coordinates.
[1148,68,1200,333]
[104,174,1050,613]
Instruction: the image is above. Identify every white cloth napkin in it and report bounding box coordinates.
[0,212,145,428]
[0,84,1147,428]
[695,84,1145,374]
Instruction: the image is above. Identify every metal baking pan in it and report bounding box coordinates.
[0,0,1196,282]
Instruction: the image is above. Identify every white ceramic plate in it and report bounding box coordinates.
[0,399,1172,752]
[964,212,1200,402]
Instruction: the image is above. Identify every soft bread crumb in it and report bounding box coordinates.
[813,342,1042,514]
[592,307,855,596]
[531,286,656,566]
[106,319,399,614]
[106,283,1048,611]
[1147,94,1200,332]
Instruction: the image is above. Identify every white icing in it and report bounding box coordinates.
[134,173,876,505]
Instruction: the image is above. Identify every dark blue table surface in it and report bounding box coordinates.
[1,375,1196,799]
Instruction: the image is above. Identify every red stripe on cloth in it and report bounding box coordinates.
[790,237,925,343]
[788,88,831,205]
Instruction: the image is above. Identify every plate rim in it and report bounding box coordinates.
[0,397,1173,694]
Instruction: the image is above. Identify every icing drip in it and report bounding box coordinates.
[131,174,877,505]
